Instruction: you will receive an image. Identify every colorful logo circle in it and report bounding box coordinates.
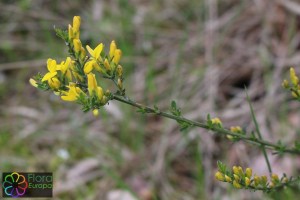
[2,172,28,197]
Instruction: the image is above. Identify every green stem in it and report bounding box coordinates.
[246,92,272,175]
[111,94,300,155]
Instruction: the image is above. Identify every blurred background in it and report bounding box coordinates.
[1,0,300,199]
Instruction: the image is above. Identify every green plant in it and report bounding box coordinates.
[30,16,300,193]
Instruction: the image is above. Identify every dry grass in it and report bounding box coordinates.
[1,0,300,199]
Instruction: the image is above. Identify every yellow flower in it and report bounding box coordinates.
[73,39,82,54]
[48,77,60,90]
[245,168,252,178]
[72,16,81,39]
[57,57,72,80]
[211,117,222,126]
[113,49,122,64]
[215,171,224,181]
[104,59,111,71]
[68,24,74,41]
[87,73,104,100]
[109,40,117,58]
[245,177,251,187]
[29,78,38,88]
[290,67,299,86]
[271,174,279,182]
[230,126,242,133]
[282,79,289,89]
[42,59,57,82]
[93,109,99,117]
[233,180,242,189]
[61,84,83,101]
[225,175,232,182]
[86,43,104,61]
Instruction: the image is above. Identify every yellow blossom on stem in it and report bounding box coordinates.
[48,77,60,90]
[93,109,99,117]
[73,39,82,54]
[225,175,232,182]
[113,49,122,64]
[104,59,111,71]
[215,171,224,182]
[282,79,289,89]
[72,16,81,39]
[86,43,104,61]
[61,84,83,101]
[57,57,72,81]
[245,168,252,178]
[290,67,299,86]
[87,73,104,100]
[42,59,57,82]
[68,24,74,41]
[211,117,222,126]
[109,40,117,58]
[233,180,242,189]
[245,177,251,187]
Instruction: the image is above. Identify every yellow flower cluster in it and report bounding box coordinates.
[282,67,300,98]
[30,16,124,116]
[215,165,288,190]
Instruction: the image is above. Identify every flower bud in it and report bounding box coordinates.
[116,65,123,77]
[282,79,289,89]
[245,177,251,187]
[233,180,242,189]
[109,40,117,58]
[113,49,122,64]
[93,109,99,117]
[215,171,224,182]
[73,39,82,54]
[104,59,111,71]
[245,168,252,178]
[29,78,38,88]
[117,78,123,89]
[225,175,232,182]
[290,67,299,86]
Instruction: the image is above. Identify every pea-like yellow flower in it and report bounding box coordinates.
[282,79,289,89]
[215,171,224,181]
[245,177,251,187]
[42,59,57,82]
[271,174,279,182]
[104,59,111,71]
[211,117,222,126]
[225,175,232,182]
[232,180,242,189]
[73,39,83,54]
[87,73,104,100]
[48,77,60,90]
[86,43,104,61]
[57,57,72,81]
[113,49,122,64]
[290,67,299,86]
[245,168,252,178]
[230,126,242,133]
[93,109,99,117]
[61,84,84,101]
